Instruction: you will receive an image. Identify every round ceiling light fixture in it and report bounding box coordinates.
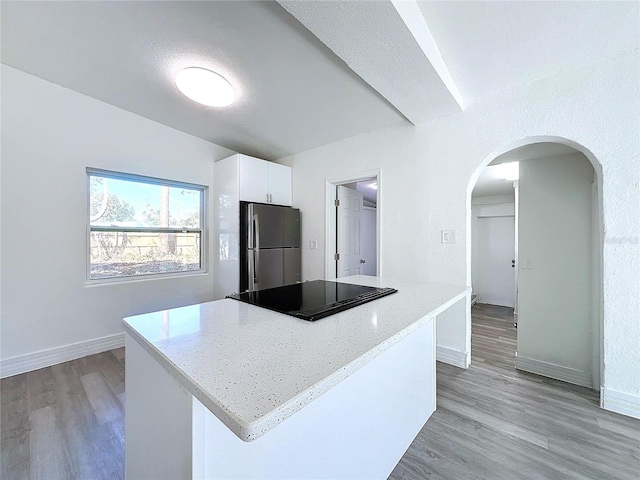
[175,67,235,107]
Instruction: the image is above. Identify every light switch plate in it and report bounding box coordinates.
[441,230,456,244]
[309,240,318,250]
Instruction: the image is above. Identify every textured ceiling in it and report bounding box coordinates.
[0,1,405,160]
[1,1,637,161]
[417,1,640,102]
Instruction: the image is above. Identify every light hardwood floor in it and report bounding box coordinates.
[2,306,639,479]
[390,303,640,479]
[1,349,125,479]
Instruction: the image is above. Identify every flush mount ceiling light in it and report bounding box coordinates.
[175,67,235,107]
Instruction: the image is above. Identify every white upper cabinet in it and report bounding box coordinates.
[238,155,270,204]
[267,162,292,206]
[221,154,293,206]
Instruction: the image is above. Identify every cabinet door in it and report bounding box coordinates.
[268,163,292,206]
[239,155,270,204]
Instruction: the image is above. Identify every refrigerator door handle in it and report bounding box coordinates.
[247,204,255,249]
[248,248,256,291]
[254,213,260,251]
[253,249,259,287]
[252,212,260,289]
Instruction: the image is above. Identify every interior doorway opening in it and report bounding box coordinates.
[468,140,603,394]
[325,171,381,280]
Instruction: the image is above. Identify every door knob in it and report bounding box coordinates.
[360,259,366,264]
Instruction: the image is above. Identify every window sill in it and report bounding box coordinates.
[84,269,209,288]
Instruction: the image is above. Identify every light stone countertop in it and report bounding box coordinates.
[122,275,469,441]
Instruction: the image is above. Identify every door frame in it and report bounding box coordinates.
[513,180,520,325]
[324,169,382,280]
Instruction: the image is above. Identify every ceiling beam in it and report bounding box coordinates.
[278,0,463,125]
[391,0,465,110]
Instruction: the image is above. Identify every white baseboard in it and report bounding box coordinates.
[0,332,125,378]
[602,388,640,419]
[515,355,592,388]
[436,345,469,369]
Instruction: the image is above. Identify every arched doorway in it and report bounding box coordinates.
[466,137,603,393]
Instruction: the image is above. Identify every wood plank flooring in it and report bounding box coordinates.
[1,349,125,479]
[1,307,638,479]
[390,303,640,480]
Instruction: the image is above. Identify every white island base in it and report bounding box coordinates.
[125,319,435,479]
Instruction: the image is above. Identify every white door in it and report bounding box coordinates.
[477,216,515,307]
[360,207,377,276]
[268,163,292,206]
[336,186,363,277]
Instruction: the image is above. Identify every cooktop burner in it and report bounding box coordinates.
[226,280,397,321]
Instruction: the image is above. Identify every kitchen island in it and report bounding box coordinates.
[123,276,469,479]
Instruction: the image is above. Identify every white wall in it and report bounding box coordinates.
[516,154,595,387]
[0,65,234,372]
[279,49,640,410]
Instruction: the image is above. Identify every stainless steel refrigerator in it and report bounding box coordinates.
[240,202,301,292]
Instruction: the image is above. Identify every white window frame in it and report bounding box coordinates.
[86,167,207,284]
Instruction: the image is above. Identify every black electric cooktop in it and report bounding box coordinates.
[226,280,397,321]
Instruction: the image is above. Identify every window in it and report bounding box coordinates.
[87,168,206,281]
